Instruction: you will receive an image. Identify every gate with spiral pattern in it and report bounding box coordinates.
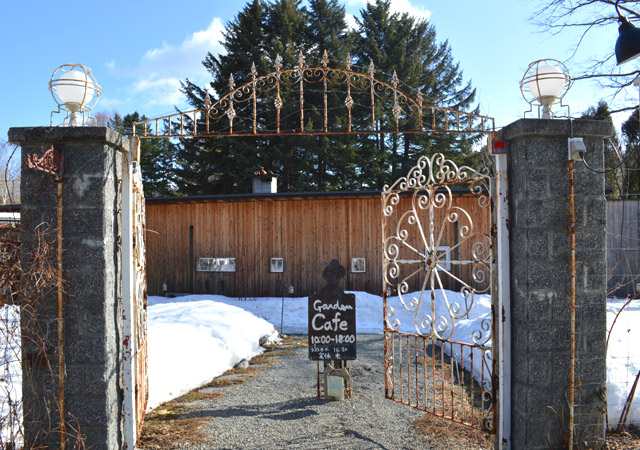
[382,153,498,432]
[131,52,509,441]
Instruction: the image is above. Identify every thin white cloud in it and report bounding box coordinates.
[141,17,224,78]
[104,3,431,116]
[110,18,226,111]
[389,0,431,21]
[131,77,185,107]
[345,0,431,22]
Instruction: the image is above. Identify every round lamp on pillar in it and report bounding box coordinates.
[520,59,571,119]
[615,1,640,65]
[49,64,101,126]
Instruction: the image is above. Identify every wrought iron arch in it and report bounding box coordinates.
[132,51,494,138]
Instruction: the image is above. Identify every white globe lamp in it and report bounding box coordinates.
[49,64,101,126]
[520,59,571,119]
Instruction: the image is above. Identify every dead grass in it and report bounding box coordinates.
[172,391,225,403]
[413,413,494,450]
[205,376,246,387]
[138,404,208,449]
[606,427,640,450]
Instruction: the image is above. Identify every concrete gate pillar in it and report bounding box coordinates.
[9,127,128,449]
[499,119,612,449]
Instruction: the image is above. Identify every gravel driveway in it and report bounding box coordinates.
[171,334,492,450]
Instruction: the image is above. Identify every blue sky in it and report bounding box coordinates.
[0,0,635,141]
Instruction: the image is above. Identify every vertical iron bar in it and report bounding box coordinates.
[450,343,454,419]
[471,347,475,427]
[431,107,435,131]
[423,338,427,409]
[481,350,486,420]
[461,343,465,423]
[391,332,396,399]
[323,68,328,133]
[252,69,257,135]
[440,341,445,417]
[399,333,403,403]
[299,69,304,133]
[369,63,375,131]
[180,114,184,136]
[415,335,419,408]
[346,74,352,133]
[407,335,411,406]
[431,337,436,413]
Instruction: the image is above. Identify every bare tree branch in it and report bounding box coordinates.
[527,0,640,108]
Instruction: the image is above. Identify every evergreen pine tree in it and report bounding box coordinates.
[581,101,624,198]
[621,109,640,198]
[175,0,481,194]
[109,112,176,196]
[352,0,479,186]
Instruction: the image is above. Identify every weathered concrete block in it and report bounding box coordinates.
[501,118,611,449]
[10,126,128,450]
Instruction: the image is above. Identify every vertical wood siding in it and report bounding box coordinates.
[145,193,490,298]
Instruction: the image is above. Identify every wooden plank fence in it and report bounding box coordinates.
[145,191,491,298]
[607,199,640,298]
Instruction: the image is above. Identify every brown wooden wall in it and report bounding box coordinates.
[145,192,491,298]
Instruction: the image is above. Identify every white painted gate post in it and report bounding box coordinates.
[122,144,137,448]
[495,152,511,450]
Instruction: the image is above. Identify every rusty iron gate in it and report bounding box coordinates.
[130,52,509,443]
[382,153,496,432]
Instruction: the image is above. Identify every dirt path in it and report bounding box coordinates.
[139,335,493,450]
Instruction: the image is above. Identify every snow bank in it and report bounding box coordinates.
[147,298,275,410]
[606,298,640,427]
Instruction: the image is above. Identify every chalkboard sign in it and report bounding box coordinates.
[308,260,356,360]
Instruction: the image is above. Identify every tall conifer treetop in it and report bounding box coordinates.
[150,0,487,195]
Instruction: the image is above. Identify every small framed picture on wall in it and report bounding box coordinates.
[270,258,284,273]
[351,258,366,273]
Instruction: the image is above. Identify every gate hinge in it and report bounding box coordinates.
[24,144,65,181]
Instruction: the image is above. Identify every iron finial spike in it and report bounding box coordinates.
[322,50,329,68]
[228,73,236,90]
[204,91,211,109]
[298,50,305,68]
[345,53,352,71]
[251,62,258,77]
[275,54,283,73]
[392,70,399,87]
[368,59,375,76]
